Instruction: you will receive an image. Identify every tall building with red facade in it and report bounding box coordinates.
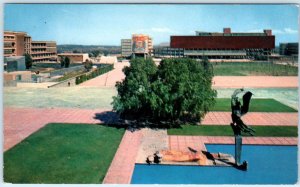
[155,28,275,59]
[121,34,153,58]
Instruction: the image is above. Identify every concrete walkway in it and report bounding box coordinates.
[79,62,129,87]
[135,128,169,163]
[4,107,298,151]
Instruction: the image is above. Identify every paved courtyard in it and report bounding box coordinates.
[3,61,299,184]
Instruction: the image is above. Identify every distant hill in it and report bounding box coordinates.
[57,44,121,55]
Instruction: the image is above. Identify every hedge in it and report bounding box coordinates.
[75,64,113,85]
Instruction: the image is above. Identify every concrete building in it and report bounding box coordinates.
[31,41,57,62]
[58,53,89,63]
[4,31,30,57]
[4,31,58,63]
[279,43,298,56]
[155,28,275,59]
[4,56,26,72]
[121,39,132,58]
[121,34,153,58]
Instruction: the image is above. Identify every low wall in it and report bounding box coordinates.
[47,77,76,88]
[49,65,85,77]
[4,80,17,87]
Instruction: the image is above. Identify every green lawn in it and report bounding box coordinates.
[213,62,298,76]
[168,125,298,137]
[4,123,125,184]
[212,98,297,112]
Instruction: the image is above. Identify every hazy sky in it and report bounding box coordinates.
[4,4,299,45]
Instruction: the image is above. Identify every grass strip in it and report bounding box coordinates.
[212,62,298,76]
[212,98,297,112]
[168,125,298,137]
[4,123,124,184]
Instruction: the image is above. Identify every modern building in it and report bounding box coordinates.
[279,43,298,56]
[121,34,153,58]
[58,53,89,63]
[4,31,58,63]
[121,39,132,58]
[155,28,275,59]
[4,31,30,57]
[31,41,57,62]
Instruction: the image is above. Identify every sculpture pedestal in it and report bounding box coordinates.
[235,135,242,165]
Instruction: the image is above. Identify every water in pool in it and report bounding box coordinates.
[131,145,298,184]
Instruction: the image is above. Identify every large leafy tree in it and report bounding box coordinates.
[112,57,216,127]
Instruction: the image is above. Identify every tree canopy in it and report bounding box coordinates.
[83,59,93,71]
[60,56,70,68]
[112,57,216,127]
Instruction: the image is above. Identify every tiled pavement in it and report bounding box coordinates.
[202,112,298,126]
[4,107,298,151]
[213,76,298,88]
[169,136,298,152]
[102,130,143,184]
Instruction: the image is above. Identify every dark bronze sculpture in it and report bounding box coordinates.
[230,88,255,170]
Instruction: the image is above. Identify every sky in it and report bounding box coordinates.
[4,4,299,46]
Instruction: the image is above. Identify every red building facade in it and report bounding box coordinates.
[170,35,275,50]
[154,28,275,59]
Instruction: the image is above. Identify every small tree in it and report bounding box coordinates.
[24,53,33,69]
[83,59,93,71]
[64,57,70,68]
[60,56,65,68]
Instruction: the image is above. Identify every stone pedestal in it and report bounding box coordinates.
[235,135,242,165]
